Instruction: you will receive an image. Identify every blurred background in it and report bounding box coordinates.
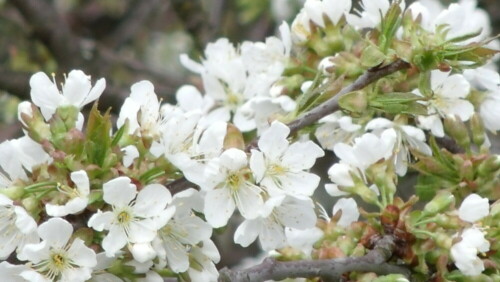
[0,0,499,268]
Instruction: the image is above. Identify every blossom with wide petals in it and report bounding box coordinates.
[202,148,264,227]
[88,177,175,260]
[234,195,316,250]
[417,70,473,137]
[45,170,90,217]
[250,121,324,197]
[18,218,97,282]
[153,189,212,273]
[0,194,38,259]
[451,227,490,276]
[29,70,105,125]
[366,118,432,176]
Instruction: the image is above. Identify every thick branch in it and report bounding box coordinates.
[218,235,410,281]
[287,59,411,135]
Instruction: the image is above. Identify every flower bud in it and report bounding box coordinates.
[443,115,470,149]
[478,155,500,177]
[422,191,455,217]
[223,124,245,150]
[470,114,486,147]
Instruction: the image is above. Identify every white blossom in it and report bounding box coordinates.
[29,70,105,126]
[88,177,175,260]
[202,148,264,227]
[18,218,97,282]
[417,70,473,137]
[45,170,90,217]
[451,227,490,276]
[250,121,324,197]
[366,118,431,176]
[234,195,316,251]
[117,80,163,139]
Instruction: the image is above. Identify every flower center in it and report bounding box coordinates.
[268,164,286,175]
[227,173,241,190]
[117,211,131,224]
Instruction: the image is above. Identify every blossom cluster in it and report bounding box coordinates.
[0,0,499,281]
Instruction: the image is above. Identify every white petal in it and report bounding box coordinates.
[130,242,156,263]
[38,218,73,248]
[62,70,91,106]
[282,141,324,170]
[204,189,235,228]
[29,72,63,120]
[459,194,489,223]
[235,183,264,220]
[67,238,97,267]
[325,184,349,197]
[122,145,139,167]
[249,150,266,182]
[332,198,359,227]
[258,121,290,160]
[88,210,114,231]
[71,170,90,196]
[103,177,137,206]
[134,184,171,218]
[102,225,128,257]
[234,219,261,247]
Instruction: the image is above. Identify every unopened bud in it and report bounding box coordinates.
[478,155,500,176]
[459,159,474,181]
[224,124,245,150]
[443,115,470,149]
[470,114,486,146]
[422,191,455,217]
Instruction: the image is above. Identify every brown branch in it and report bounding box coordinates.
[218,235,410,281]
[287,59,411,135]
[104,0,162,48]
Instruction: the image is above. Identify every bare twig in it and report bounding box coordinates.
[287,59,411,135]
[218,235,410,281]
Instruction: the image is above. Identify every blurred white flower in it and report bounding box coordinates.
[250,121,324,197]
[315,112,362,151]
[366,117,431,176]
[464,67,500,132]
[18,218,97,282]
[451,227,490,276]
[0,194,38,259]
[88,177,175,261]
[417,70,473,137]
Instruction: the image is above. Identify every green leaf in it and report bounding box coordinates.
[85,103,112,167]
[370,92,427,115]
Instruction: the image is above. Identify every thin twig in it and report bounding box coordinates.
[218,235,410,281]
